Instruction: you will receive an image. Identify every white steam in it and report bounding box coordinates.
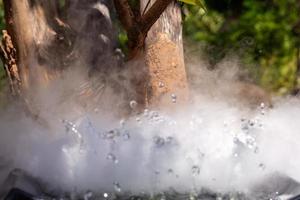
[0,60,300,199]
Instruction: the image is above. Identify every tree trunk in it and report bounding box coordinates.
[140,0,189,109]
[2,0,126,120]
[3,0,62,92]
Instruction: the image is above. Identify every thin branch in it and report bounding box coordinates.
[113,0,136,33]
[114,0,174,59]
[142,0,151,15]
[140,0,174,33]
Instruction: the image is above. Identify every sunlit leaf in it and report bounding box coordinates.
[178,0,197,5]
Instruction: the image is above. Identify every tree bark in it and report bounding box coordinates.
[2,0,63,92]
[140,0,189,109]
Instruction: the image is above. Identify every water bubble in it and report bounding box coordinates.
[168,168,174,174]
[103,193,108,198]
[259,163,266,170]
[166,136,174,144]
[83,191,93,200]
[246,137,256,149]
[143,109,149,117]
[103,129,120,140]
[107,153,119,164]
[62,120,79,134]
[233,137,239,144]
[122,131,130,141]
[120,119,126,127]
[113,182,122,193]
[136,117,141,123]
[258,163,266,170]
[241,123,249,132]
[160,194,166,200]
[171,94,177,103]
[154,170,160,175]
[191,165,200,176]
[129,100,138,109]
[158,82,165,88]
[153,136,165,147]
[260,102,265,109]
[189,194,196,200]
[254,146,259,154]
[249,120,255,127]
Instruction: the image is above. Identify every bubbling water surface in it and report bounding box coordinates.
[1,97,300,200]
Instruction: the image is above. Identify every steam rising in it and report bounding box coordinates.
[0,1,300,199]
[0,62,300,199]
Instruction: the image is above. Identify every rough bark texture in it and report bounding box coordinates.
[3,0,63,91]
[2,0,128,120]
[140,0,189,109]
[0,30,21,96]
[113,0,173,59]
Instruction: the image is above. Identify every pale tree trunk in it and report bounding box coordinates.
[140,0,189,109]
[3,0,63,92]
[2,0,188,118]
[1,0,124,120]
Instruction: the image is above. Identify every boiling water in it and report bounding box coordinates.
[1,96,300,200]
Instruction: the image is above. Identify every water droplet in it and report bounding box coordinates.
[120,119,126,127]
[233,137,239,144]
[154,170,160,175]
[143,109,149,117]
[107,153,118,164]
[259,163,266,170]
[168,168,173,174]
[136,117,141,122]
[160,194,166,200]
[103,193,108,198]
[129,100,138,109]
[191,165,200,176]
[249,120,255,127]
[241,123,249,132]
[122,131,130,141]
[171,94,177,103]
[189,194,196,200]
[83,191,93,200]
[246,137,256,149]
[153,136,165,147]
[113,182,122,193]
[158,82,165,88]
[166,136,173,144]
[103,129,120,140]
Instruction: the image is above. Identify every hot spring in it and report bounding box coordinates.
[1,81,300,200]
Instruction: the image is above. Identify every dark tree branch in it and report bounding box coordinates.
[113,0,136,33]
[140,0,174,33]
[114,0,174,59]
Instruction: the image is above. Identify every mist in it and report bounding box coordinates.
[0,56,300,200]
[0,1,299,199]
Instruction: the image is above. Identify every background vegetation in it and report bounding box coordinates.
[184,0,300,95]
[1,0,300,95]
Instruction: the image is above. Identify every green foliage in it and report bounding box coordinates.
[179,0,206,10]
[183,0,300,95]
